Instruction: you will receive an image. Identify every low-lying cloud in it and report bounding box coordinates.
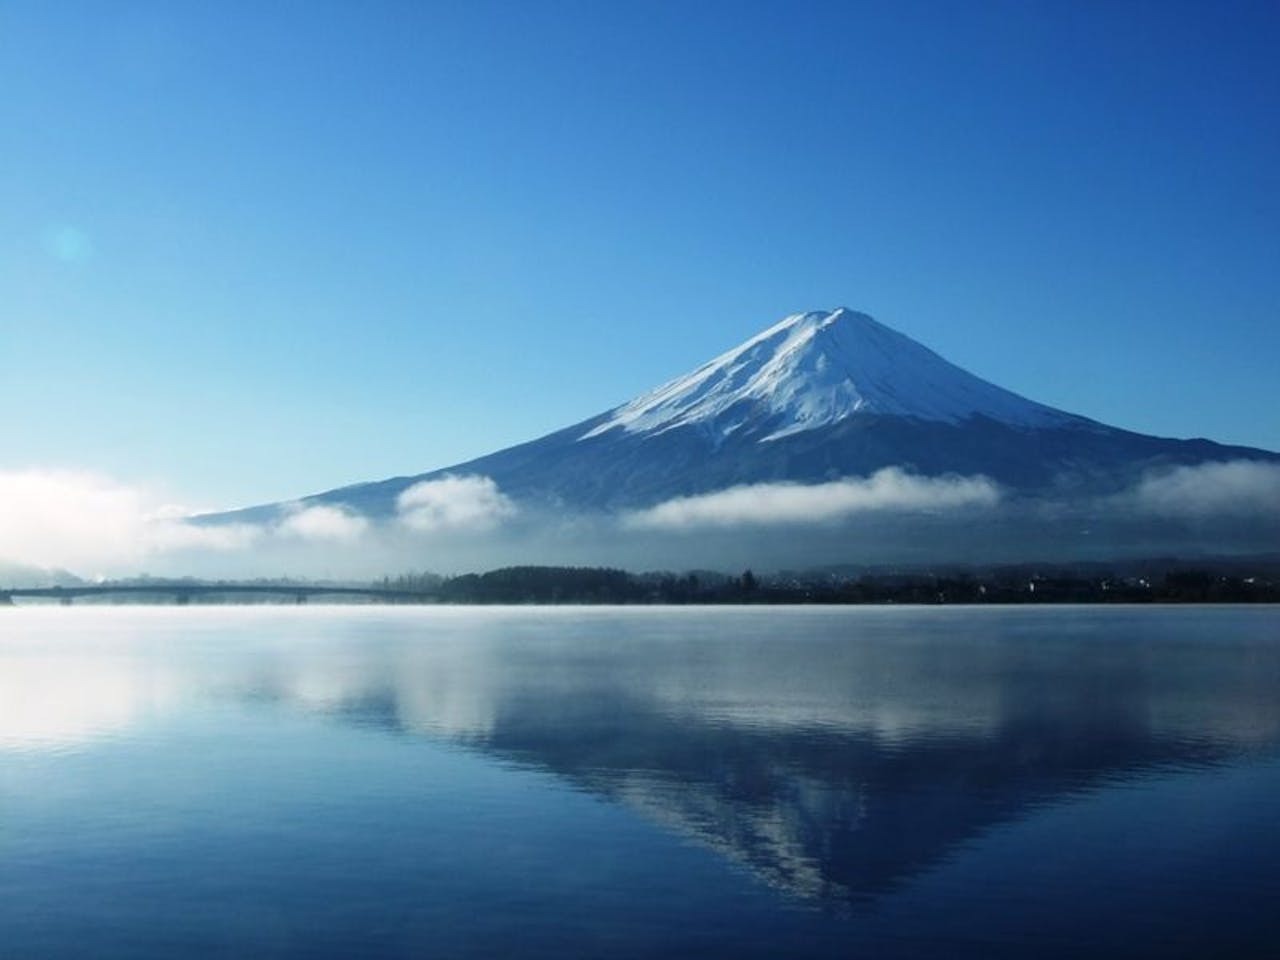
[0,468,258,572]
[6,458,1277,580]
[277,504,370,543]
[0,468,525,574]
[396,475,518,532]
[625,468,1002,530]
[1126,460,1280,517]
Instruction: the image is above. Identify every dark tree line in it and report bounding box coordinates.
[52,565,1278,606]
[374,565,1280,605]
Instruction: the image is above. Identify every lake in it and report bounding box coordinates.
[2,605,1278,958]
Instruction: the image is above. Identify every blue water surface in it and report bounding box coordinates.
[1,605,1278,958]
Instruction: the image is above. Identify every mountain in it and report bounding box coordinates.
[210,308,1277,522]
[0,561,84,590]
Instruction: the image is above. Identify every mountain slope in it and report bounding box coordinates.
[209,308,1278,522]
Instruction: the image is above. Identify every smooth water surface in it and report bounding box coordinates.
[2,605,1279,958]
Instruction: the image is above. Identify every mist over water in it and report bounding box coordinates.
[3,605,1279,957]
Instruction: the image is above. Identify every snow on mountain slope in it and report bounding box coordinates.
[582,308,1080,442]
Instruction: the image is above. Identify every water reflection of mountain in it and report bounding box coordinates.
[237,608,1280,908]
[472,704,1222,906]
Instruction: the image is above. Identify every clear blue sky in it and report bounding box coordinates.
[2,0,1277,508]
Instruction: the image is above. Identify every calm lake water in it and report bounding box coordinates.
[2,605,1278,958]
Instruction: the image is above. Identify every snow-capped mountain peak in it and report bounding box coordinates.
[581,307,1075,442]
[199,304,1279,525]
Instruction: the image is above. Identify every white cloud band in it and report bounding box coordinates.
[1127,460,1280,517]
[396,475,517,532]
[0,468,259,571]
[277,504,370,543]
[625,468,1002,530]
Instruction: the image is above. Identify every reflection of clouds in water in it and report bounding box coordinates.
[281,659,380,711]
[0,656,179,751]
[9,607,1278,756]
[390,646,500,739]
[221,623,507,739]
[642,641,1007,744]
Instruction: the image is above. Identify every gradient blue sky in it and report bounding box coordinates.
[3,0,1277,508]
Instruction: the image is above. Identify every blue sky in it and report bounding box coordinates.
[2,0,1278,509]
